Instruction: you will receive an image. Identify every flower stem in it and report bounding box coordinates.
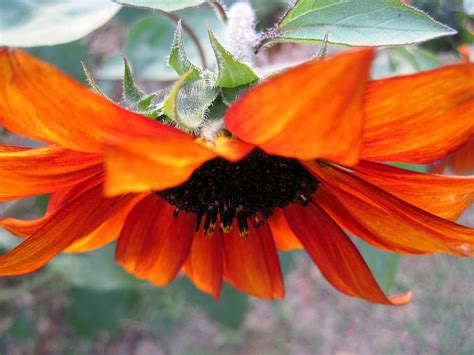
[209,0,228,23]
[163,12,208,69]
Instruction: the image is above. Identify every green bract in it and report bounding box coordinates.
[208,29,259,88]
[264,0,456,47]
[168,21,202,80]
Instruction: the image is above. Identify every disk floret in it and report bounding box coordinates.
[158,150,319,236]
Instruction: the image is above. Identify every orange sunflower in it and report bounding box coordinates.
[0,48,473,304]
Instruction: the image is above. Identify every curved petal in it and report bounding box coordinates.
[430,137,474,175]
[0,49,202,154]
[267,208,303,251]
[225,49,374,164]
[304,161,474,256]
[116,195,195,286]
[283,202,411,305]
[223,223,284,299]
[352,160,474,221]
[104,135,254,196]
[361,62,474,163]
[0,144,102,201]
[0,172,105,237]
[315,186,432,254]
[0,184,136,275]
[103,137,217,195]
[184,228,223,299]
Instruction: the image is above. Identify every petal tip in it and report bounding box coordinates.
[389,290,413,306]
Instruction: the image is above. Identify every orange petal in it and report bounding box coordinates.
[184,229,223,299]
[430,137,474,175]
[304,161,474,256]
[284,202,411,305]
[0,48,200,154]
[315,186,432,254]
[223,223,284,299]
[352,160,474,221]
[65,192,149,253]
[197,135,255,162]
[225,49,374,165]
[0,184,136,275]
[103,137,218,195]
[267,208,303,251]
[0,173,105,237]
[116,195,195,286]
[0,144,102,201]
[361,62,474,163]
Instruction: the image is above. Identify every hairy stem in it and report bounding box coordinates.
[208,0,228,23]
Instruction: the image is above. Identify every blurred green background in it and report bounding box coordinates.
[1,0,473,354]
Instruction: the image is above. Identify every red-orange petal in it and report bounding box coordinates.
[283,202,411,305]
[0,184,136,275]
[315,186,432,254]
[361,63,474,163]
[223,223,284,299]
[304,161,474,256]
[267,208,303,251]
[103,137,218,195]
[225,49,374,165]
[0,173,105,237]
[352,160,474,221]
[0,49,203,155]
[184,229,224,299]
[0,144,102,201]
[430,137,474,175]
[116,195,195,286]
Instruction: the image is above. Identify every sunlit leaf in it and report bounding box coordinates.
[269,0,456,47]
[208,29,259,88]
[0,0,121,47]
[114,0,206,12]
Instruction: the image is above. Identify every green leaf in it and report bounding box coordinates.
[221,84,252,106]
[113,0,206,12]
[0,0,121,47]
[208,29,259,88]
[123,57,146,106]
[67,287,138,336]
[168,21,202,80]
[271,0,456,47]
[357,240,401,292]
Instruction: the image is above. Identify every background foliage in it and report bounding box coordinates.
[0,0,473,353]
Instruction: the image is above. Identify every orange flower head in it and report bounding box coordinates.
[0,47,473,304]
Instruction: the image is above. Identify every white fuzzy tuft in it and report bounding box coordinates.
[224,1,258,66]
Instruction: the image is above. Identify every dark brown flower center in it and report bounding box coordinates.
[157,149,319,236]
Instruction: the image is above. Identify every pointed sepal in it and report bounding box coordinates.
[208,29,258,88]
[168,21,202,81]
